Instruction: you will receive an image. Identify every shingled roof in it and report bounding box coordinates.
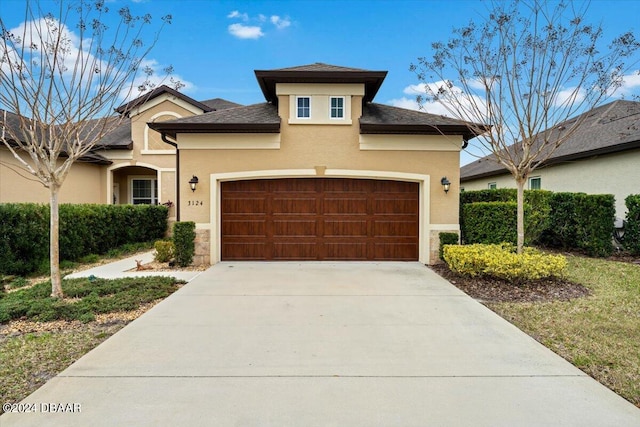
[147,103,280,139]
[461,100,640,181]
[1,109,113,165]
[254,62,387,104]
[361,103,487,141]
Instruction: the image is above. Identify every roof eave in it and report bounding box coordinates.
[148,122,281,140]
[360,123,481,140]
[255,70,387,104]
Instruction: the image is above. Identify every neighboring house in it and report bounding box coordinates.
[0,85,240,222]
[460,100,640,220]
[1,62,484,265]
[148,63,483,265]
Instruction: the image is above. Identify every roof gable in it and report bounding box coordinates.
[115,85,215,117]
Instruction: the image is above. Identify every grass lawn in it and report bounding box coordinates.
[0,275,182,413]
[488,255,640,408]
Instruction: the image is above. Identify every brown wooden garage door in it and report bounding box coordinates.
[221,178,419,261]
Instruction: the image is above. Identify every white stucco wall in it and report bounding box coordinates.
[461,150,640,220]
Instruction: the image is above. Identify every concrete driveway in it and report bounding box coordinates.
[3,262,639,426]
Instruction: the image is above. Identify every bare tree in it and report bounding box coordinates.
[411,0,639,253]
[0,0,173,297]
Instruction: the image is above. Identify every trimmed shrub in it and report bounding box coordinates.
[523,190,553,245]
[624,195,640,256]
[460,188,517,205]
[574,194,615,257]
[443,243,567,283]
[0,204,49,276]
[439,232,459,261]
[461,202,518,245]
[173,221,196,267]
[0,204,169,275]
[154,240,175,263]
[460,189,553,245]
[539,192,580,249]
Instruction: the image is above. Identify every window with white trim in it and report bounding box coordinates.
[330,96,344,118]
[296,96,310,118]
[488,182,497,190]
[529,176,541,190]
[131,178,158,205]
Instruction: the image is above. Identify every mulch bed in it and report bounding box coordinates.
[430,264,591,303]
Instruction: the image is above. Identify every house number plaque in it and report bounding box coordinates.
[188,200,203,206]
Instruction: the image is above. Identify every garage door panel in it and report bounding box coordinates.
[273,220,317,237]
[373,220,418,237]
[271,178,317,193]
[223,180,269,192]
[374,198,418,214]
[373,242,419,261]
[323,197,368,215]
[221,178,419,261]
[273,242,318,260]
[272,197,318,214]
[223,197,266,214]
[324,242,368,260]
[222,220,267,237]
[323,220,368,237]
[223,242,268,260]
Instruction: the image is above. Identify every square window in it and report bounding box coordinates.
[297,97,310,118]
[330,97,344,118]
[488,182,497,190]
[529,177,541,190]
[132,179,158,205]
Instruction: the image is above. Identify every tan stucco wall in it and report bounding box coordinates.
[0,148,105,203]
[178,94,461,226]
[461,150,640,219]
[173,87,462,265]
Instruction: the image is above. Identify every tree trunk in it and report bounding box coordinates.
[50,186,63,298]
[516,178,526,254]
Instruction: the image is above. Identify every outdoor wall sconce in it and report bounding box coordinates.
[441,176,451,194]
[189,175,199,192]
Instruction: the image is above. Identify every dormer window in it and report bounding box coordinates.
[297,96,310,118]
[330,97,344,119]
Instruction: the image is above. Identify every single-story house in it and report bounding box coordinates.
[1,63,485,265]
[460,100,640,221]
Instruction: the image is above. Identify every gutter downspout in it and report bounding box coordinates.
[161,133,180,221]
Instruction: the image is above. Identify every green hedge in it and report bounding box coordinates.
[438,232,459,261]
[460,190,552,245]
[173,221,196,267]
[0,204,168,275]
[574,194,615,257]
[462,202,518,245]
[461,190,614,256]
[624,195,640,256]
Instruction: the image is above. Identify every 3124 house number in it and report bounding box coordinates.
[188,200,203,206]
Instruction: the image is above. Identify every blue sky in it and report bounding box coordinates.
[2,0,639,164]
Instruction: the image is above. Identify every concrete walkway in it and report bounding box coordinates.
[2,262,639,426]
[64,251,203,282]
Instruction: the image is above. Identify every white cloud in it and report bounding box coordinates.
[227,10,248,21]
[119,59,195,102]
[226,10,291,39]
[393,81,489,121]
[552,87,586,107]
[271,15,291,30]
[620,70,640,96]
[228,23,264,39]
